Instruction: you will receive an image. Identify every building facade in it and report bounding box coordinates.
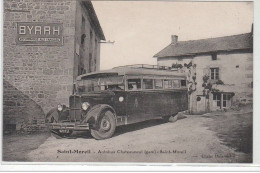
[154,32,253,114]
[3,0,105,131]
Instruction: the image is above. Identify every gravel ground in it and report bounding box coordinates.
[2,132,50,161]
[202,112,252,162]
[26,114,250,163]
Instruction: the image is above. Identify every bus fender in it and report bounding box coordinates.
[81,104,117,130]
[45,105,69,123]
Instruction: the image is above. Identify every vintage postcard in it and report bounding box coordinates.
[1,0,258,167]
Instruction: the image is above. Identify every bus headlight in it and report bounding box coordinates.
[57,104,63,112]
[82,102,90,111]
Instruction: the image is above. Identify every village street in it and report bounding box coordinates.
[2,1,254,170]
[23,111,252,163]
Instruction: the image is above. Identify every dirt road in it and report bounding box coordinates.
[27,115,250,163]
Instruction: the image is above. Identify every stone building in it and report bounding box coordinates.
[154,32,253,114]
[3,0,105,131]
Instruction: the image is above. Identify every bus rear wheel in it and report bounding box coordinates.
[91,110,116,140]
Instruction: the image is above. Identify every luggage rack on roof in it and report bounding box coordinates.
[113,64,178,71]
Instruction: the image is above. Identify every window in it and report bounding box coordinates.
[89,53,92,73]
[77,77,125,93]
[94,58,97,71]
[78,55,85,76]
[213,93,232,108]
[213,93,221,107]
[90,30,93,42]
[78,65,85,76]
[81,34,86,45]
[212,54,217,60]
[164,80,172,89]
[95,39,98,50]
[223,94,231,108]
[143,79,153,89]
[77,78,98,93]
[210,68,219,80]
[127,79,141,90]
[155,79,163,89]
[100,77,124,91]
[106,84,124,91]
[81,16,86,45]
[181,80,187,87]
[89,30,93,53]
[172,80,180,88]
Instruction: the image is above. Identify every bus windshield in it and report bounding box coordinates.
[76,76,125,93]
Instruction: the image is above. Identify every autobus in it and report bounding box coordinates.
[46,64,188,139]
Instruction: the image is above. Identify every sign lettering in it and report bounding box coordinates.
[17,22,63,46]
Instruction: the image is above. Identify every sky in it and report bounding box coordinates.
[92,1,254,70]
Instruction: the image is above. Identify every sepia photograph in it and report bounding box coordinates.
[1,0,256,165]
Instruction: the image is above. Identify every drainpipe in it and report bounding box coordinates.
[221,93,223,109]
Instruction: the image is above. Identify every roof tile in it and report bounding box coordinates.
[154,33,253,58]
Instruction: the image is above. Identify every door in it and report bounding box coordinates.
[213,93,221,109]
[223,93,231,108]
[125,78,144,124]
[213,93,232,110]
[196,95,206,113]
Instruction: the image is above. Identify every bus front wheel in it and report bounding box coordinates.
[90,110,116,140]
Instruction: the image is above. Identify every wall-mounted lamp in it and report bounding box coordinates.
[99,40,115,44]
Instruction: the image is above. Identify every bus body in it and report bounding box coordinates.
[46,65,188,139]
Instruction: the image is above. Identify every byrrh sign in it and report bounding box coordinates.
[16,22,63,46]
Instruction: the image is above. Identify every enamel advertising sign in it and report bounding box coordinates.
[16,22,63,46]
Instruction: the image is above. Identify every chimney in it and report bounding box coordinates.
[171,35,178,44]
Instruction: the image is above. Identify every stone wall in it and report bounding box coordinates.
[73,1,101,78]
[3,0,76,131]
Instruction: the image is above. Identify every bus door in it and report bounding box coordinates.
[125,78,144,124]
[142,78,159,118]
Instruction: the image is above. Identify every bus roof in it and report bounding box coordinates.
[76,64,186,80]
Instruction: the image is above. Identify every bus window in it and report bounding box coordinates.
[76,76,124,93]
[164,80,172,89]
[127,79,141,90]
[181,80,187,87]
[106,84,124,91]
[155,79,163,89]
[172,80,180,88]
[143,79,153,89]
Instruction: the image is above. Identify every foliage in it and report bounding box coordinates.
[171,63,183,69]
[216,79,224,85]
[184,61,192,68]
[201,74,213,111]
[185,61,197,95]
[211,88,220,93]
[202,75,214,98]
[205,83,212,90]
[203,75,209,83]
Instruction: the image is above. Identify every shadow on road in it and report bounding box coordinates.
[68,115,187,139]
[114,118,166,137]
[69,118,167,139]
